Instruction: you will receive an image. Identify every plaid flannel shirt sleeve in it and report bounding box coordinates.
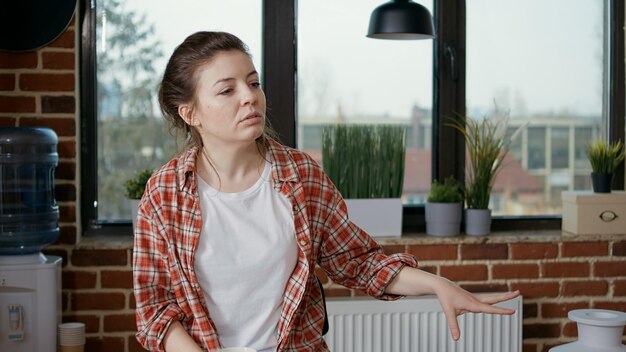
[133,189,185,351]
[313,167,418,300]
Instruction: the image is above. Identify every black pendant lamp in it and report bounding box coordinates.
[367,0,435,40]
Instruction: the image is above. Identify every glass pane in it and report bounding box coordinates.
[297,0,434,204]
[467,0,604,215]
[96,0,262,220]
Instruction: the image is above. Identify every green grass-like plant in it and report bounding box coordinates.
[427,176,464,203]
[322,124,406,199]
[448,114,515,209]
[586,140,625,174]
[124,168,153,199]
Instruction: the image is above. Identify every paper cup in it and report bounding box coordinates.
[58,322,86,348]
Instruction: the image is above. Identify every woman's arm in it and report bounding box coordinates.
[163,321,203,352]
[385,266,520,341]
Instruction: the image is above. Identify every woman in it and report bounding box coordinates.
[133,31,519,352]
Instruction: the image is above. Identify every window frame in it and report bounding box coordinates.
[80,0,625,234]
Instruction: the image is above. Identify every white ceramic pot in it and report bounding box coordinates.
[465,208,492,236]
[549,309,626,352]
[425,202,462,236]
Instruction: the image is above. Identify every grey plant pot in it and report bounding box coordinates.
[425,202,462,237]
[465,208,492,236]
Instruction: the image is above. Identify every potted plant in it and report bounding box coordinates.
[449,114,516,236]
[425,176,464,236]
[322,124,406,237]
[586,140,625,193]
[124,168,153,231]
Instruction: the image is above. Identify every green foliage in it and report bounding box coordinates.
[322,124,406,198]
[427,176,464,203]
[448,114,516,209]
[586,140,625,174]
[124,168,153,199]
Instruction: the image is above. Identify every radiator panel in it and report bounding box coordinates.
[324,295,522,352]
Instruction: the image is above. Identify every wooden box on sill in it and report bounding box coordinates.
[561,191,626,235]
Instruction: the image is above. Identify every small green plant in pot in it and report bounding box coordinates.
[124,168,153,231]
[425,176,464,236]
[448,113,517,235]
[322,124,406,237]
[586,140,625,193]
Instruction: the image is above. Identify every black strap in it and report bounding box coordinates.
[316,276,329,335]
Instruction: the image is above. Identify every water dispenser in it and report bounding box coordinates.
[0,127,62,352]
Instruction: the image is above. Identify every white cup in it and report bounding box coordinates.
[218,348,257,352]
[58,322,86,351]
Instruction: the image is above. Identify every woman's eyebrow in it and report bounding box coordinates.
[213,70,258,87]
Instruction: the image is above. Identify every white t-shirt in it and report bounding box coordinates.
[193,160,298,352]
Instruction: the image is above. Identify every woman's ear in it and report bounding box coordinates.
[178,104,199,126]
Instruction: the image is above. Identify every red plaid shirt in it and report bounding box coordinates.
[133,139,418,351]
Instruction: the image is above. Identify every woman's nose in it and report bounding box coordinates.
[241,86,257,105]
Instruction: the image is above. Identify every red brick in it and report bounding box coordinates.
[57,225,77,244]
[129,293,136,309]
[511,282,559,298]
[523,343,538,352]
[613,240,626,256]
[523,323,561,338]
[314,266,328,284]
[58,140,76,158]
[523,303,538,319]
[0,74,15,90]
[59,205,76,222]
[104,314,136,332]
[407,244,457,260]
[511,243,557,259]
[562,241,608,257]
[562,280,608,296]
[459,283,509,293]
[0,52,37,68]
[62,291,69,311]
[419,265,437,274]
[592,301,626,312]
[460,243,508,260]
[20,73,74,91]
[56,161,76,180]
[41,95,76,113]
[594,261,626,277]
[128,334,145,352]
[73,292,126,310]
[492,263,538,279]
[542,262,589,278]
[0,95,36,113]
[0,117,16,126]
[21,117,75,136]
[563,321,578,337]
[62,270,97,289]
[48,30,75,48]
[72,249,128,266]
[56,184,76,201]
[541,302,589,318]
[42,52,75,69]
[85,337,125,352]
[440,264,488,281]
[101,270,133,289]
[324,287,351,297]
[614,280,626,296]
[382,245,405,255]
[62,314,100,333]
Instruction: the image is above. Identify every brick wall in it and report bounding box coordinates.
[1,13,625,352]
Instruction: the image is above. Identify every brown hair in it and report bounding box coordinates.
[158,31,275,153]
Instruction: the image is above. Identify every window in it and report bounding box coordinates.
[81,0,625,232]
[83,0,261,223]
[296,0,433,204]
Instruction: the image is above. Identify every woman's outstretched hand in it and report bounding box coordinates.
[385,267,521,341]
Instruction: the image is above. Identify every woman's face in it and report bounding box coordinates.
[183,50,266,148]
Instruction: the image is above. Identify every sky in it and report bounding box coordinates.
[112,0,603,119]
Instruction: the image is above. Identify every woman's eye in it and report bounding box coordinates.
[250,82,261,89]
[219,88,233,95]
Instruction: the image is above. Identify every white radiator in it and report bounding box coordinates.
[324,295,522,352]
